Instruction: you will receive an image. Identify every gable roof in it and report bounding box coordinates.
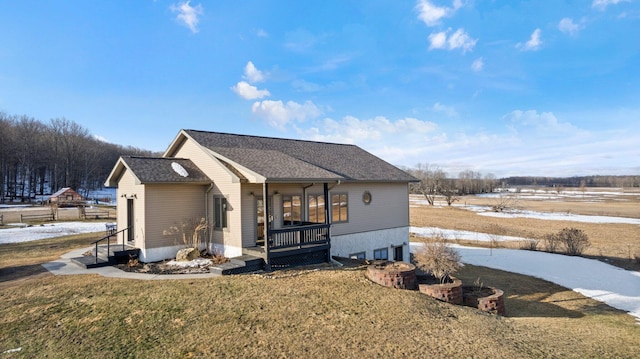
[167,129,417,183]
[105,156,211,187]
[51,187,80,198]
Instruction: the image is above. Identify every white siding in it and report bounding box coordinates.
[331,227,410,262]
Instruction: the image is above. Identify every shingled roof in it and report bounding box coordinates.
[180,129,417,183]
[108,157,211,185]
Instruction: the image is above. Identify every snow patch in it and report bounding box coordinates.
[165,257,212,267]
[0,222,109,244]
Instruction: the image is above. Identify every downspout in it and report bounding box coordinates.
[324,182,331,263]
[205,183,214,252]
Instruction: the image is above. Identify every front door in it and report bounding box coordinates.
[256,197,265,246]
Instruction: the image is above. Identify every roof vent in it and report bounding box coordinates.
[171,162,189,177]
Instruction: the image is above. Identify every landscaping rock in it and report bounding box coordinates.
[176,248,200,261]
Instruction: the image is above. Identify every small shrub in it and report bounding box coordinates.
[634,253,640,265]
[412,234,462,283]
[555,227,590,256]
[543,233,561,253]
[520,239,540,251]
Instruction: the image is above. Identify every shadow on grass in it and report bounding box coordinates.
[456,264,589,319]
[0,263,50,283]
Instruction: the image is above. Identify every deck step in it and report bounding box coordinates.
[70,246,140,269]
[70,255,114,269]
[211,255,265,275]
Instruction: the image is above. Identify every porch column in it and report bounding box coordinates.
[263,182,271,271]
[324,182,331,262]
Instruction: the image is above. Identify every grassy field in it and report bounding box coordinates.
[411,188,640,270]
[1,233,640,358]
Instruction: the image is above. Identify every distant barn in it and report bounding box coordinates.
[49,187,83,207]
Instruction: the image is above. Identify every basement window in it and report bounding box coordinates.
[373,248,388,260]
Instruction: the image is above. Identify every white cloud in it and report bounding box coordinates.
[303,115,438,146]
[170,1,203,33]
[516,28,542,51]
[558,18,584,36]
[416,0,464,27]
[232,81,270,100]
[257,29,269,38]
[251,100,322,130]
[471,57,484,72]
[428,28,477,53]
[448,28,477,53]
[503,110,582,136]
[428,31,447,49]
[243,61,266,83]
[432,102,458,117]
[592,0,630,11]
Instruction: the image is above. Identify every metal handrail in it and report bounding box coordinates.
[91,226,131,264]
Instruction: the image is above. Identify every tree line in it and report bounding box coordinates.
[405,164,500,206]
[500,175,640,188]
[405,163,640,206]
[0,113,158,202]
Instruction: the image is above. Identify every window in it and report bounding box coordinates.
[214,196,228,229]
[393,246,404,261]
[373,248,388,260]
[349,252,365,260]
[307,194,325,223]
[362,191,372,205]
[331,193,348,223]
[282,195,301,226]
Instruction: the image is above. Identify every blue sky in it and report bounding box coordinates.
[1,0,638,177]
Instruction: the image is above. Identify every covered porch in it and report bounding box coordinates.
[243,182,332,270]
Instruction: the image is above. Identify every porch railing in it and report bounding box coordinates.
[90,226,131,264]
[268,223,330,250]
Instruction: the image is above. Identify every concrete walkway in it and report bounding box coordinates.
[41,247,221,280]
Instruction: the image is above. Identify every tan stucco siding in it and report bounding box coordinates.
[115,170,145,248]
[328,182,410,236]
[143,184,206,249]
[171,138,242,251]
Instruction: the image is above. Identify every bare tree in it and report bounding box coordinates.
[411,163,447,206]
[490,191,520,212]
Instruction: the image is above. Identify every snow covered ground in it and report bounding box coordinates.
[474,208,640,225]
[0,222,110,244]
[411,226,528,243]
[410,196,640,225]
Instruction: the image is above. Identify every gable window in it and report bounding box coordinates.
[307,194,325,224]
[282,195,302,226]
[374,248,388,260]
[214,196,228,229]
[331,193,348,223]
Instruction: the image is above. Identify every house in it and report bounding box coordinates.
[105,129,418,269]
[49,187,83,206]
